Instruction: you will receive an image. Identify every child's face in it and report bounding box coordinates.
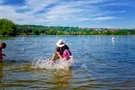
[0,43,6,49]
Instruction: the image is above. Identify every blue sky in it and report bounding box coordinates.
[0,0,135,29]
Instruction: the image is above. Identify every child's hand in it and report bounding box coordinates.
[62,58,66,62]
[49,61,54,65]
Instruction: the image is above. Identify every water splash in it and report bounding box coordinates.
[81,64,88,69]
[31,57,73,70]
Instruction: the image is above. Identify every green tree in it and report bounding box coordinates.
[0,19,16,36]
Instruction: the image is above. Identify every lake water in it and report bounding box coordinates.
[0,35,135,90]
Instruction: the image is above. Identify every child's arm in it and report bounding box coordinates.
[56,52,63,60]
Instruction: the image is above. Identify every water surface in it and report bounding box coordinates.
[0,35,135,90]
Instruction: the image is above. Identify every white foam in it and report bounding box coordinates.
[31,57,73,70]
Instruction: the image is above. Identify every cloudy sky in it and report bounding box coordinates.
[0,0,135,28]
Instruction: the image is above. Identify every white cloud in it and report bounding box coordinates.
[75,16,115,22]
[0,6,25,22]
[23,0,59,13]
[91,16,115,21]
[102,3,129,6]
[0,0,128,27]
[36,0,106,23]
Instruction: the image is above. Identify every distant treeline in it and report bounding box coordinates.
[0,18,135,36]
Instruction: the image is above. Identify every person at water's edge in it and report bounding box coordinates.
[0,43,6,62]
[51,39,73,63]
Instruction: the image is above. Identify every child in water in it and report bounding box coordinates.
[0,43,6,61]
[50,39,73,65]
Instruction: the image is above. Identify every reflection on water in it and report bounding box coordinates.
[0,63,3,85]
[0,35,135,89]
[53,70,72,87]
[112,38,115,45]
[0,36,13,40]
